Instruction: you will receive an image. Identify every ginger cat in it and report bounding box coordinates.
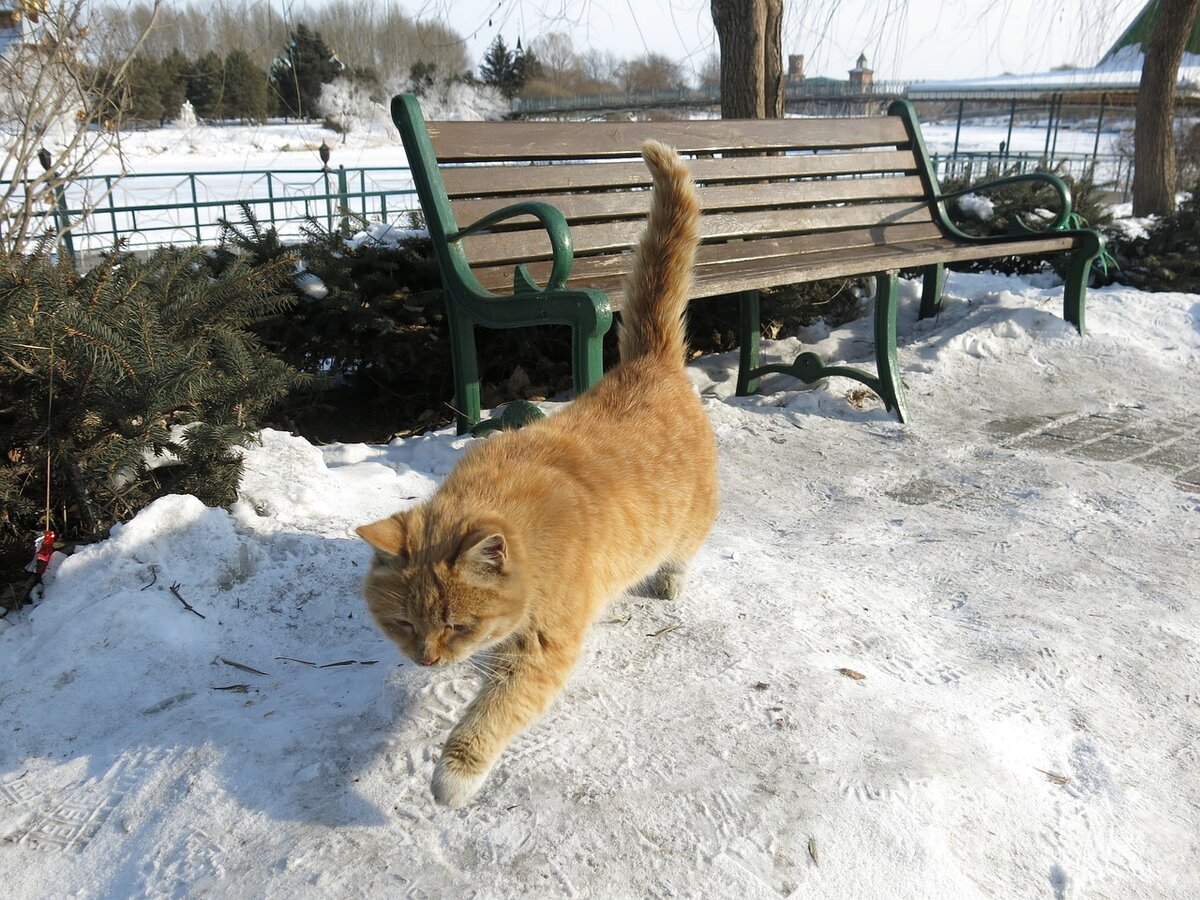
[356,141,718,807]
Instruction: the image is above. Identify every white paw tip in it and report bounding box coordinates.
[431,761,488,808]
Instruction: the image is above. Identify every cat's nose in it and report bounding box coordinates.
[419,653,440,666]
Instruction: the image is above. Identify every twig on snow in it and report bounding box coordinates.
[219,657,269,676]
[169,582,205,618]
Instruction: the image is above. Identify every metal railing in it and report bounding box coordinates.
[5,165,422,261]
[929,150,1134,202]
[5,148,1132,264]
[513,80,911,115]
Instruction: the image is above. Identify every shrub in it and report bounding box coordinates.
[938,166,1113,277]
[216,208,869,440]
[216,209,450,441]
[1,247,304,607]
[1098,183,1200,291]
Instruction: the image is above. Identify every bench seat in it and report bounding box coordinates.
[469,230,1082,305]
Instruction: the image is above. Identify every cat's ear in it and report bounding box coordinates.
[454,526,509,582]
[356,515,409,565]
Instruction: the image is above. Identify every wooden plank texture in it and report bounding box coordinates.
[441,150,920,197]
[460,201,937,266]
[470,222,947,292]
[449,176,929,227]
[428,117,911,161]
[472,233,1080,306]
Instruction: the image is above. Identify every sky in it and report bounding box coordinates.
[405,0,1150,83]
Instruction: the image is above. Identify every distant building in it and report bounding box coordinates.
[849,53,873,90]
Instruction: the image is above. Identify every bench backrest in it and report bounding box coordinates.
[394,96,942,298]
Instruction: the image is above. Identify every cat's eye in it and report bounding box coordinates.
[393,620,414,632]
[449,623,473,634]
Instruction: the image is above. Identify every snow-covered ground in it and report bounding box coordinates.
[2,268,1198,897]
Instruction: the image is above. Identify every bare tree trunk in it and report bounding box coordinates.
[763,0,784,118]
[711,0,784,119]
[1133,0,1200,216]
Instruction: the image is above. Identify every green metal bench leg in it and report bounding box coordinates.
[736,289,761,396]
[446,302,482,435]
[1063,246,1096,336]
[737,275,907,422]
[571,323,604,396]
[873,272,909,423]
[918,263,945,320]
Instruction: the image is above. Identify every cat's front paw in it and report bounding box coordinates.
[648,561,688,600]
[432,752,489,808]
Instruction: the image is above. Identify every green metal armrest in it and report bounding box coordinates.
[451,200,575,295]
[392,92,612,433]
[936,172,1073,238]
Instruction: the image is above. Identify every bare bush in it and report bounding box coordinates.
[0,1,159,256]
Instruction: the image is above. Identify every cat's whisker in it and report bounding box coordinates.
[469,658,507,683]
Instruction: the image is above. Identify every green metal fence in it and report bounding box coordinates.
[929,151,1133,201]
[512,81,912,115]
[5,149,1130,266]
[6,164,421,262]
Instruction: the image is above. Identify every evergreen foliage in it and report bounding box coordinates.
[516,47,543,88]
[187,52,226,118]
[479,35,533,99]
[479,36,513,90]
[0,247,305,602]
[939,168,1114,276]
[222,50,270,121]
[215,207,446,441]
[271,23,343,119]
[158,49,192,119]
[1100,181,1200,290]
[124,49,268,123]
[125,56,165,122]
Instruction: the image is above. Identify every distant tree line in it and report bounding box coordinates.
[93,1,704,124]
[97,1,469,85]
[114,24,342,122]
[519,32,707,98]
[94,0,474,123]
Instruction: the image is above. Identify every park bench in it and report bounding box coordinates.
[391,94,1104,433]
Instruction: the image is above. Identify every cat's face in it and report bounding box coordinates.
[356,512,527,667]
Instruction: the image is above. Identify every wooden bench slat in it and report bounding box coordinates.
[459,201,937,266]
[449,176,930,227]
[693,238,1077,300]
[427,117,912,161]
[683,236,1079,299]
[474,233,1079,307]
[469,223,950,293]
[441,150,921,198]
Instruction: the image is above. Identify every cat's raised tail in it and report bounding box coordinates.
[617,141,701,365]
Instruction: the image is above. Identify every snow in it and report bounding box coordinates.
[3,266,1199,897]
[955,192,995,221]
